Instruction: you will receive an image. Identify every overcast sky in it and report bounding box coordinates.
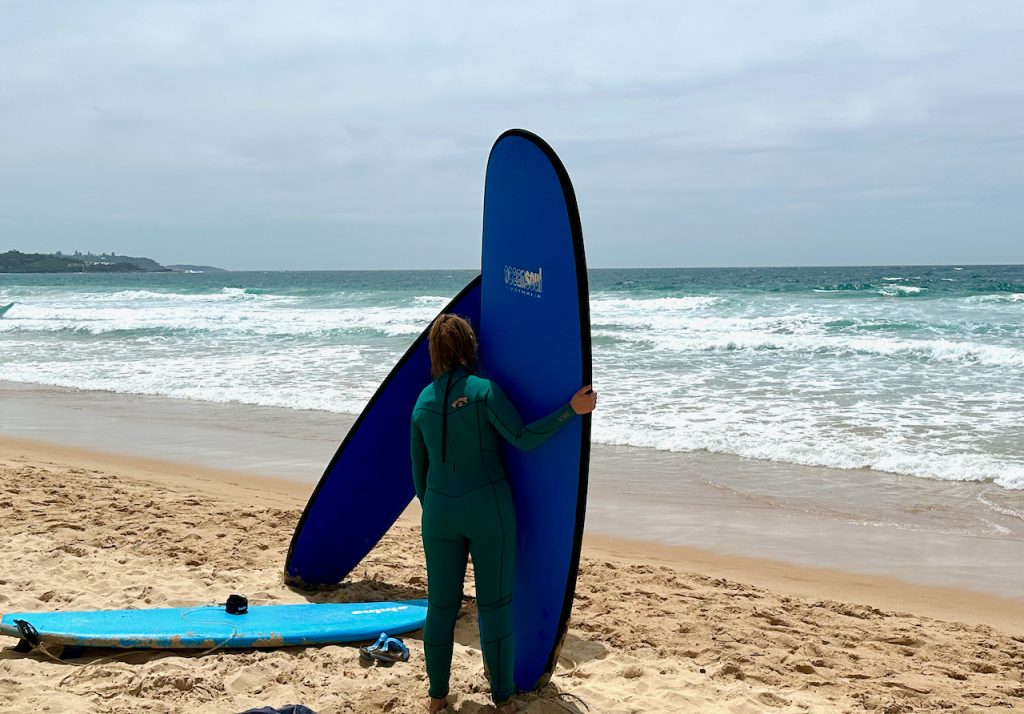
[1,2,1022,269]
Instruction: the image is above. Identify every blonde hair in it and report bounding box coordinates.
[428,314,477,378]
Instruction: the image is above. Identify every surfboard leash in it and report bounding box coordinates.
[8,599,245,690]
[541,691,591,713]
[57,602,241,689]
[10,618,152,687]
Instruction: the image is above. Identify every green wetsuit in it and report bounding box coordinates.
[411,366,576,703]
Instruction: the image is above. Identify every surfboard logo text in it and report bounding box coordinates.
[504,265,543,298]
[352,606,411,615]
[450,396,469,410]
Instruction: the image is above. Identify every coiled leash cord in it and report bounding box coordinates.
[10,595,248,689]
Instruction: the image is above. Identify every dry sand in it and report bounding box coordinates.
[1,436,1022,713]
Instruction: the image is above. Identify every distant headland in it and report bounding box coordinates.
[0,251,226,273]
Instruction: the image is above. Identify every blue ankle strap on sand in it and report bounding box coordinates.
[358,632,409,663]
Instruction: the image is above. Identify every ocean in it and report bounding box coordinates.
[1,265,1022,492]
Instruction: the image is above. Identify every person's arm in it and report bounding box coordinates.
[485,381,577,451]
[410,413,429,502]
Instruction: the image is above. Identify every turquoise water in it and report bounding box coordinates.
[2,265,1022,489]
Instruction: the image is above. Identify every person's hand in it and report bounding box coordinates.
[570,385,597,415]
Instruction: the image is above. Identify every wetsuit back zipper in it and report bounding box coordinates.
[441,371,454,463]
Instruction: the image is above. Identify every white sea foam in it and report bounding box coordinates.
[1,344,377,416]
[411,295,452,306]
[589,402,1024,490]
[74,288,299,304]
[594,320,1024,367]
[0,300,436,338]
[591,295,721,312]
[3,274,1022,491]
[965,293,1024,304]
[977,495,1024,520]
[878,285,927,296]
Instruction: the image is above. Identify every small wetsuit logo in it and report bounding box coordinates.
[450,396,469,410]
[503,265,543,298]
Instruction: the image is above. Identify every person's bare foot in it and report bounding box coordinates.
[495,700,519,713]
[428,696,448,713]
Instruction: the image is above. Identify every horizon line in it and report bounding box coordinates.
[202,262,1024,272]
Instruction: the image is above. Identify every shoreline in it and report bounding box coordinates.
[2,379,1023,601]
[4,434,1020,634]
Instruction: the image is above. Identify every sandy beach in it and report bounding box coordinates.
[1,435,1022,713]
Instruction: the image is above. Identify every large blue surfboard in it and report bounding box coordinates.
[285,279,481,585]
[479,130,591,690]
[0,600,427,649]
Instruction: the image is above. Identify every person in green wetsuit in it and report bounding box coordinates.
[411,314,597,714]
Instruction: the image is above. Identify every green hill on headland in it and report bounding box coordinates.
[0,251,223,273]
[0,251,148,273]
[165,264,227,273]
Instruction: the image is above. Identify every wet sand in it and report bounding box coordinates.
[2,381,1023,599]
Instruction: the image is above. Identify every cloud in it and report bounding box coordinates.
[1,1,1022,267]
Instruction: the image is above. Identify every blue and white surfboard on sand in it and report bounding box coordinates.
[0,600,428,649]
[285,129,591,691]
